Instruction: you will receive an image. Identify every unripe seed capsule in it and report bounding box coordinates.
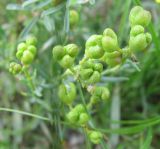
[66,111,79,123]
[58,82,76,105]
[21,50,34,65]
[129,6,151,27]
[85,35,104,59]
[52,45,65,60]
[17,42,27,52]
[89,131,103,144]
[74,104,85,113]
[26,36,37,46]
[78,113,89,125]
[59,55,74,68]
[70,10,79,27]
[65,44,79,57]
[28,45,37,56]
[102,28,119,52]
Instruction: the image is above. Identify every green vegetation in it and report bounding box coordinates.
[0,0,160,148]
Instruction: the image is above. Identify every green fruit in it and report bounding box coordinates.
[26,36,37,46]
[17,42,27,52]
[74,104,85,114]
[78,113,89,125]
[59,55,74,68]
[16,51,23,60]
[129,6,151,27]
[70,10,79,27]
[28,45,37,56]
[52,45,65,60]
[9,62,22,75]
[21,50,34,65]
[85,35,104,59]
[101,87,110,101]
[94,63,103,72]
[58,82,77,105]
[122,47,131,59]
[80,68,93,80]
[129,25,152,51]
[103,51,122,67]
[89,131,103,144]
[87,71,101,84]
[66,110,79,123]
[130,25,144,36]
[65,44,79,57]
[90,86,110,103]
[102,28,119,52]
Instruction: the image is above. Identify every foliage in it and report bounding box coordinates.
[0,0,160,148]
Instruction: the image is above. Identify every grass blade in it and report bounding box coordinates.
[140,128,153,149]
[0,107,50,121]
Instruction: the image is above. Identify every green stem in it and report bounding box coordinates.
[23,67,35,92]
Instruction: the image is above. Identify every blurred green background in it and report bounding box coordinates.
[0,0,160,148]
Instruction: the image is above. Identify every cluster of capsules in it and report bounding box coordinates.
[52,6,152,144]
[9,4,152,144]
[9,36,37,75]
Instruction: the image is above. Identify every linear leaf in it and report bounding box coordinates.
[0,107,50,121]
[22,0,39,7]
[140,128,153,149]
[41,3,65,17]
[19,16,39,40]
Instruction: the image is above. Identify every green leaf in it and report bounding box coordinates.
[140,128,153,149]
[63,0,70,34]
[19,16,39,40]
[33,0,52,10]
[22,0,39,8]
[96,117,160,134]
[41,3,65,17]
[6,3,28,11]
[0,107,50,121]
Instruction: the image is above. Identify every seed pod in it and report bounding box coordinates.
[58,82,76,105]
[21,50,34,65]
[102,28,119,52]
[129,6,151,27]
[103,51,122,67]
[59,55,74,68]
[16,50,23,60]
[129,25,152,51]
[94,63,103,72]
[89,131,103,144]
[28,45,37,56]
[79,60,102,85]
[65,44,79,57]
[17,42,27,52]
[74,104,85,114]
[90,86,110,104]
[70,10,79,27]
[26,36,37,46]
[80,68,93,80]
[85,35,104,59]
[122,47,132,60]
[52,45,65,61]
[9,62,22,75]
[66,110,79,124]
[78,113,89,125]
[87,71,101,84]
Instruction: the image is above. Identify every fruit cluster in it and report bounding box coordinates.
[9,36,37,75]
[10,6,152,145]
[16,36,37,65]
[52,44,79,68]
[52,6,152,144]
